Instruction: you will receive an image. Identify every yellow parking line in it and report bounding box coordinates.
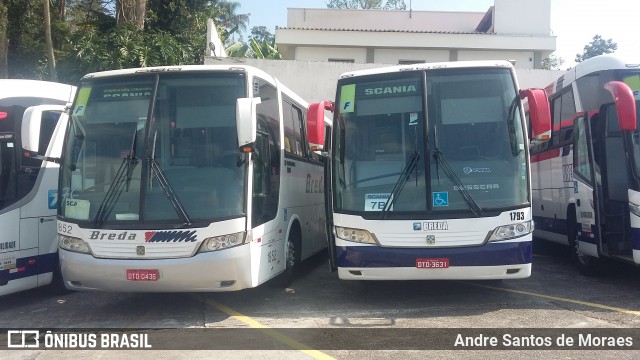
[201,296,335,360]
[470,282,640,316]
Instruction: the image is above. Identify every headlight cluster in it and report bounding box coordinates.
[59,235,91,254]
[334,226,377,244]
[488,221,533,242]
[199,232,246,253]
[630,202,640,217]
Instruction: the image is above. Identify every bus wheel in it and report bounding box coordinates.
[573,239,602,276]
[48,255,71,295]
[278,227,300,287]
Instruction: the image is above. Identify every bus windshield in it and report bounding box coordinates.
[60,72,247,226]
[332,68,528,218]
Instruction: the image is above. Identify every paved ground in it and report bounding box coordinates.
[1,240,640,359]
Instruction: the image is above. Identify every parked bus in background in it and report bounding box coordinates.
[307,60,551,280]
[22,65,327,292]
[1,79,76,295]
[531,55,640,275]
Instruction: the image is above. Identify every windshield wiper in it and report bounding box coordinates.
[432,148,483,217]
[380,151,420,219]
[93,129,138,227]
[147,131,191,226]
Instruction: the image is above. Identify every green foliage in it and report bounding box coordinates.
[249,38,282,60]
[575,35,618,63]
[225,41,249,57]
[326,0,406,10]
[6,0,47,79]
[245,26,281,59]
[57,24,192,83]
[4,0,251,82]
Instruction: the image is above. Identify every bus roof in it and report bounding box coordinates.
[338,60,515,79]
[80,65,278,85]
[79,64,310,109]
[0,79,75,102]
[546,55,640,95]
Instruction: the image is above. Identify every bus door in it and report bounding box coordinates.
[572,113,603,260]
[597,104,633,256]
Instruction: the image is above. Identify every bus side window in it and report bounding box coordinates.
[0,137,18,206]
[282,98,307,158]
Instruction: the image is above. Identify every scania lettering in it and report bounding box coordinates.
[308,60,551,280]
[531,55,640,275]
[22,65,329,291]
[0,80,76,295]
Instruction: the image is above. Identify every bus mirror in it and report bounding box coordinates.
[21,105,65,157]
[21,107,42,154]
[307,101,334,150]
[236,97,262,148]
[520,88,551,143]
[604,81,637,131]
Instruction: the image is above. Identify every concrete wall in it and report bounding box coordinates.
[457,50,534,68]
[295,47,368,63]
[205,57,564,104]
[494,0,551,35]
[374,49,451,64]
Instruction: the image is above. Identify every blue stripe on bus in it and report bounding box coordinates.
[532,216,568,235]
[0,253,57,285]
[631,228,640,251]
[336,241,531,268]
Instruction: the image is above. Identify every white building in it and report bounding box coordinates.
[275,0,555,69]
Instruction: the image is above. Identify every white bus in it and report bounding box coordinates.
[21,65,328,292]
[1,79,76,295]
[307,60,551,280]
[531,54,640,275]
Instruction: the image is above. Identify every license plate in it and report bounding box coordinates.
[416,258,449,269]
[126,269,159,281]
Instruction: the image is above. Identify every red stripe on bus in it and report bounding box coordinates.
[531,148,560,163]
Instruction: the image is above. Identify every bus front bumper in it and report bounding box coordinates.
[336,240,532,280]
[59,245,253,292]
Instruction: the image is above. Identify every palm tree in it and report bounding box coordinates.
[214,0,250,44]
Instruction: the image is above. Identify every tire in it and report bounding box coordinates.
[569,217,602,276]
[47,255,72,295]
[573,240,602,276]
[277,226,300,287]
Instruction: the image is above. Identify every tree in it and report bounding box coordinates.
[0,1,8,78]
[326,0,406,10]
[542,54,564,70]
[116,0,146,29]
[249,26,274,45]
[575,35,617,63]
[44,0,57,81]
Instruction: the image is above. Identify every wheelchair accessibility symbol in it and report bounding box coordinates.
[432,192,449,207]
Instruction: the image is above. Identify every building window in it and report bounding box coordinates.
[399,60,425,65]
[328,58,354,63]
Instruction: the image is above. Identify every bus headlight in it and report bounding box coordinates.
[59,235,91,254]
[334,226,378,245]
[199,232,246,253]
[630,202,640,217]
[488,221,533,242]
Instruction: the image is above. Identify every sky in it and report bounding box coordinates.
[237,0,640,69]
